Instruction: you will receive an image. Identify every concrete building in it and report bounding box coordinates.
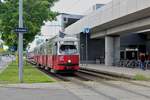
[84,4,105,15]
[41,13,83,38]
[64,0,150,66]
[29,13,83,52]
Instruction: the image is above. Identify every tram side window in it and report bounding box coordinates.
[40,47,43,55]
[53,43,57,55]
[47,43,52,55]
[45,42,53,55]
[44,47,47,55]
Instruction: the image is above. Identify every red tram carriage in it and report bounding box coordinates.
[32,36,79,73]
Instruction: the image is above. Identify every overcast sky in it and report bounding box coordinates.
[52,0,112,14]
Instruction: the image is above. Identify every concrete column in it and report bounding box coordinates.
[105,36,114,66]
[114,36,120,65]
[105,36,120,66]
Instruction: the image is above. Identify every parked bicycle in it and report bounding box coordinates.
[117,60,150,70]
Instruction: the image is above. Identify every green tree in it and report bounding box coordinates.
[0,0,58,49]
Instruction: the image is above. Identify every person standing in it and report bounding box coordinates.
[140,55,145,70]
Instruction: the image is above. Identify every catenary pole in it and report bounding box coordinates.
[18,0,23,83]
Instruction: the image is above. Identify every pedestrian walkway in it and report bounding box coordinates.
[0,83,81,100]
[80,64,150,79]
[0,83,65,89]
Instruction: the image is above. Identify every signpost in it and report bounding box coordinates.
[83,27,90,65]
[18,0,24,83]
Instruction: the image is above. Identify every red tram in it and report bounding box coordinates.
[30,36,79,73]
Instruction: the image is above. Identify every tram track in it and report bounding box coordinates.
[29,61,150,99]
[65,75,118,100]
[79,68,150,88]
[77,68,150,99]
[37,67,70,82]
[64,71,150,100]
[33,64,118,100]
[37,66,150,99]
[31,59,150,89]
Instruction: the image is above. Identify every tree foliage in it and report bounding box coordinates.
[0,0,58,49]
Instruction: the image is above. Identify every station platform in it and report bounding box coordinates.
[80,64,150,79]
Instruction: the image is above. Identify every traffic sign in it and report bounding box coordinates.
[82,27,91,66]
[83,27,91,34]
[15,28,28,33]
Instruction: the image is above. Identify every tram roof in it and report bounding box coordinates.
[47,35,78,42]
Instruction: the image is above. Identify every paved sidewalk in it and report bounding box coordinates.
[0,83,65,89]
[80,64,150,79]
[0,83,81,100]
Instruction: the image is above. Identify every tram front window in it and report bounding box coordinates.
[59,45,77,55]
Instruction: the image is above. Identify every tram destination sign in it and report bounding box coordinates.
[15,28,28,33]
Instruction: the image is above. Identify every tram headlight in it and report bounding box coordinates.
[68,60,71,63]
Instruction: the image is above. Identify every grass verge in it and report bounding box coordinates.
[0,61,55,84]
